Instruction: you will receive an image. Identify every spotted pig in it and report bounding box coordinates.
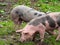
[16,12,60,42]
[10,5,46,25]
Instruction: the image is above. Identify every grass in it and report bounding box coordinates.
[0,20,35,45]
[0,0,60,45]
[0,20,14,35]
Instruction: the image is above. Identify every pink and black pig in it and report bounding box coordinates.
[16,12,60,42]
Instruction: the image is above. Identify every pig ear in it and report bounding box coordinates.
[16,29,23,33]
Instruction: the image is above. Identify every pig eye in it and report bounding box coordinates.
[24,33,28,35]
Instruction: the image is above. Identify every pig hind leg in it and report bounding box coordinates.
[56,27,60,41]
[46,30,56,35]
[56,16,60,41]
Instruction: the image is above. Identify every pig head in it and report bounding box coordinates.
[16,25,38,42]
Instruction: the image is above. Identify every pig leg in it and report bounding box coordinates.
[37,28,45,45]
[14,17,23,30]
[38,25,46,42]
[40,30,45,42]
[14,17,23,25]
[32,32,40,42]
[46,30,56,35]
[56,27,60,41]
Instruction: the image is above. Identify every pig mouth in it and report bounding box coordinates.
[20,38,33,43]
[20,38,33,42]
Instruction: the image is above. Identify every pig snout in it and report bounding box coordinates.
[19,37,33,42]
[19,37,31,43]
[19,38,26,42]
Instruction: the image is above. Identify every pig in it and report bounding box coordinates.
[16,12,60,43]
[10,5,46,25]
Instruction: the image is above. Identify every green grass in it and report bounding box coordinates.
[0,20,15,35]
[0,39,9,45]
[0,0,60,45]
[0,20,35,45]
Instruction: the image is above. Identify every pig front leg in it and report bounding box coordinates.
[56,27,60,41]
[14,17,23,30]
[39,30,45,42]
[34,29,45,45]
[38,24,46,42]
[38,24,46,43]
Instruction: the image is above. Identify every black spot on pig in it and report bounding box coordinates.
[46,16,56,28]
[57,16,60,26]
[34,13,38,15]
[29,15,56,28]
[15,11,19,14]
[29,16,46,26]
[38,14,42,16]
